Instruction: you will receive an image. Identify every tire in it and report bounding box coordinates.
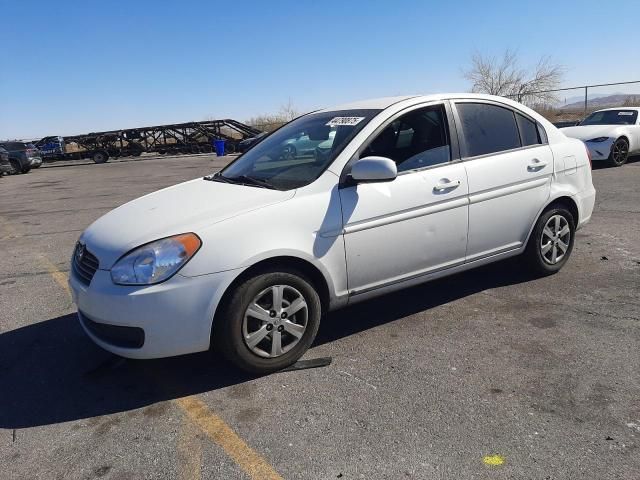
[213,268,322,374]
[524,206,575,276]
[92,151,109,164]
[19,160,31,174]
[282,144,296,160]
[9,159,20,175]
[607,137,629,167]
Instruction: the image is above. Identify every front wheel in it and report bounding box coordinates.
[524,206,575,275]
[213,269,322,374]
[282,144,296,160]
[607,137,629,167]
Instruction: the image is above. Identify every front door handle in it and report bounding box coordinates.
[434,179,461,191]
[527,158,548,171]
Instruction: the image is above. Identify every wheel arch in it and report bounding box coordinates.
[524,195,579,246]
[615,134,630,147]
[209,255,332,345]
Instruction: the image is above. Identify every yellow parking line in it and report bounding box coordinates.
[39,255,71,296]
[176,396,283,480]
[32,247,282,480]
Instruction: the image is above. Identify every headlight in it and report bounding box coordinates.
[586,137,609,143]
[111,233,201,285]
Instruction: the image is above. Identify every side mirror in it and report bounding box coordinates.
[350,156,397,183]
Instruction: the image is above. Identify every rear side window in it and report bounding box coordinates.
[1,142,26,153]
[457,103,520,157]
[516,113,541,146]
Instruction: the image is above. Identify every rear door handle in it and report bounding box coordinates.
[434,179,461,191]
[527,158,548,171]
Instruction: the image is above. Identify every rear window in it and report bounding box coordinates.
[0,142,26,152]
[457,103,520,157]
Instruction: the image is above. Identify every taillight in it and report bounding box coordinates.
[584,143,592,169]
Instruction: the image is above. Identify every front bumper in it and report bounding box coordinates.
[69,267,241,359]
[584,139,614,161]
[29,157,43,167]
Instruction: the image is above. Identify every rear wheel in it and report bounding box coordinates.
[213,269,322,374]
[607,137,629,167]
[524,206,575,275]
[92,151,109,164]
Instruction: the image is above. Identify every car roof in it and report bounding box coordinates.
[319,93,564,144]
[320,93,534,112]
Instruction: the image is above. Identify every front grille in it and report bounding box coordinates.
[72,242,99,285]
[79,312,145,349]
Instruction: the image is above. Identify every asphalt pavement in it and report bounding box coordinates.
[1,154,639,479]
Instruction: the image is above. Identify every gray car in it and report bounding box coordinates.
[0,141,39,174]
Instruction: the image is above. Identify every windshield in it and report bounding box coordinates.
[219,109,380,190]
[580,109,638,126]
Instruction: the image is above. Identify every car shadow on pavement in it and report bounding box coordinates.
[0,257,533,429]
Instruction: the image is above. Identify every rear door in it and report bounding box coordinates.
[453,101,552,262]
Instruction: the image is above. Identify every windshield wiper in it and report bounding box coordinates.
[231,175,276,189]
[204,172,275,189]
[204,172,232,183]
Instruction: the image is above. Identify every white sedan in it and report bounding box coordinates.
[70,94,595,374]
[561,107,640,167]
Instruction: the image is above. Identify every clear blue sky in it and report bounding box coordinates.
[2,0,640,139]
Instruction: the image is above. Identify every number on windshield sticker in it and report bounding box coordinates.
[326,117,365,127]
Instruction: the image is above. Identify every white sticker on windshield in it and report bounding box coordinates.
[618,111,634,115]
[326,116,365,127]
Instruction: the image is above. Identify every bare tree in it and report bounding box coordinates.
[464,49,565,105]
[278,98,299,121]
[246,99,301,131]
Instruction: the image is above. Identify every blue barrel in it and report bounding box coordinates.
[214,139,226,157]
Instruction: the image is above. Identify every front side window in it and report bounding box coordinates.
[580,109,638,126]
[457,103,520,157]
[360,104,451,173]
[220,109,380,190]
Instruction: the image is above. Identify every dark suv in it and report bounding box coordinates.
[0,147,12,176]
[0,141,41,174]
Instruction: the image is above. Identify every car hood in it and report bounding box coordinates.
[80,178,294,269]
[560,125,621,141]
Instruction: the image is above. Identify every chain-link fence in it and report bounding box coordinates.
[506,80,640,126]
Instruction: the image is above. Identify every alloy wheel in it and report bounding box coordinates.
[242,284,308,358]
[540,214,571,265]
[612,139,629,165]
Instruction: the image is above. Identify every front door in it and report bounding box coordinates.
[339,103,469,294]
